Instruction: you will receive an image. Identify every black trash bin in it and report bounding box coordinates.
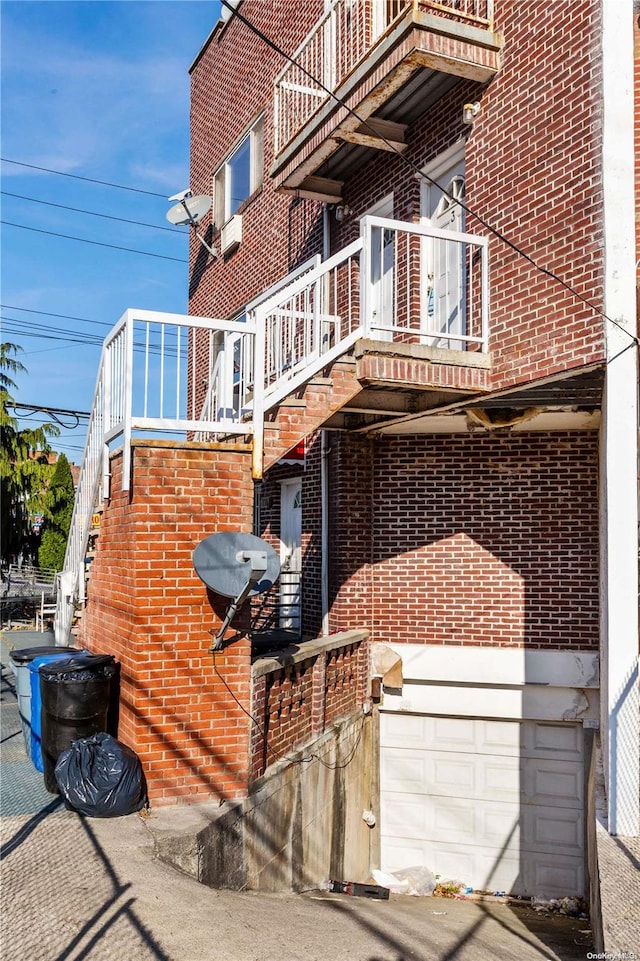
[9,646,82,760]
[39,654,117,794]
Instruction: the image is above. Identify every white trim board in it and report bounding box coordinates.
[376,643,599,688]
[374,644,600,724]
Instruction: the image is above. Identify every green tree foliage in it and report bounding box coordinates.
[1,343,60,565]
[38,453,74,571]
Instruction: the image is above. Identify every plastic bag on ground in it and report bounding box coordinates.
[371,866,436,896]
[55,732,147,817]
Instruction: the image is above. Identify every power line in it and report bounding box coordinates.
[0,157,168,198]
[1,221,187,263]
[0,322,103,347]
[220,0,638,349]
[1,304,111,329]
[2,191,183,234]
[2,315,189,355]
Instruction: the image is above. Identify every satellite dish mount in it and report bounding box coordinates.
[166,190,217,259]
[193,532,281,651]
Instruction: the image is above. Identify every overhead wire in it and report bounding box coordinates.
[220,0,638,348]
[2,191,183,234]
[1,304,112,329]
[1,220,187,263]
[0,157,168,197]
[0,317,104,346]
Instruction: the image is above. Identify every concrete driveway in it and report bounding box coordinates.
[1,632,592,961]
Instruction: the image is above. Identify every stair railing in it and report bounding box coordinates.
[54,308,257,644]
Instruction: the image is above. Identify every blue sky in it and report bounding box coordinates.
[1,0,220,459]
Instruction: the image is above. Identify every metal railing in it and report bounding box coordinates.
[359,215,489,351]
[56,220,489,642]
[274,0,494,155]
[252,238,364,411]
[54,309,256,644]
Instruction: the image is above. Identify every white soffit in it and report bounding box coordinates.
[373,410,601,435]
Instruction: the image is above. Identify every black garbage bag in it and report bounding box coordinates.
[55,732,147,817]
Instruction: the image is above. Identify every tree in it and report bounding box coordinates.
[1,343,59,565]
[38,453,75,571]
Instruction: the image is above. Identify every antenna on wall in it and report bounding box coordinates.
[166,189,217,258]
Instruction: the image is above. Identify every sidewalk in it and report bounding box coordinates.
[1,630,593,961]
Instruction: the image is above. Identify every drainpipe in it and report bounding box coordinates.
[323,203,331,262]
[321,430,330,636]
[321,206,331,636]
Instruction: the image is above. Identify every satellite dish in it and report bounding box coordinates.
[193,532,280,598]
[193,532,281,651]
[166,194,212,227]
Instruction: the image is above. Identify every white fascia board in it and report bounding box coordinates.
[381,682,600,724]
[377,643,600,689]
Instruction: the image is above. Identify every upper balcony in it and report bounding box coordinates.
[271,0,503,199]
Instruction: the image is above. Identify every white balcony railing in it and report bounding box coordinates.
[54,310,256,643]
[55,218,488,643]
[274,0,495,155]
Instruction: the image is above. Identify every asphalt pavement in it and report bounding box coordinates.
[1,629,593,961]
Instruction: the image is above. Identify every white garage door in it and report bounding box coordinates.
[380,714,585,897]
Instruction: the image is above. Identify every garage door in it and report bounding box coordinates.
[380,714,585,897]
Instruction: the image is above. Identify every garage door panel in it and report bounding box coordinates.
[382,837,522,894]
[483,759,520,799]
[382,748,521,802]
[528,856,584,897]
[382,793,478,841]
[522,804,583,853]
[382,792,521,847]
[381,712,430,748]
[432,757,477,793]
[380,714,585,897]
[383,794,583,857]
[381,793,431,837]
[522,759,583,806]
[382,838,584,898]
[527,721,583,758]
[383,750,430,792]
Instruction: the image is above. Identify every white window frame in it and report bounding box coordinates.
[213,114,264,229]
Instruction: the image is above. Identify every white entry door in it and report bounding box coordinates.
[380,714,585,897]
[363,194,394,340]
[279,479,302,632]
[421,150,466,347]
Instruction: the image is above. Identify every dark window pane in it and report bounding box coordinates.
[228,136,251,216]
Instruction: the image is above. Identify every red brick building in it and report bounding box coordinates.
[65,0,638,899]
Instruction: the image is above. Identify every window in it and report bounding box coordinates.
[213,116,264,229]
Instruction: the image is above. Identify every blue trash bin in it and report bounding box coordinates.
[10,646,81,760]
[28,652,85,771]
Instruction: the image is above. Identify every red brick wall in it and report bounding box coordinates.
[320,430,599,650]
[250,634,368,781]
[328,433,375,635]
[373,430,600,649]
[189,0,325,321]
[323,642,363,727]
[251,659,315,779]
[468,0,605,386]
[189,0,606,392]
[78,441,256,804]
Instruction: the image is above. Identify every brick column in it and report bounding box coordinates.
[78,440,255,805]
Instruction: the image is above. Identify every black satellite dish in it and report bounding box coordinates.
[193,532,280,650]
